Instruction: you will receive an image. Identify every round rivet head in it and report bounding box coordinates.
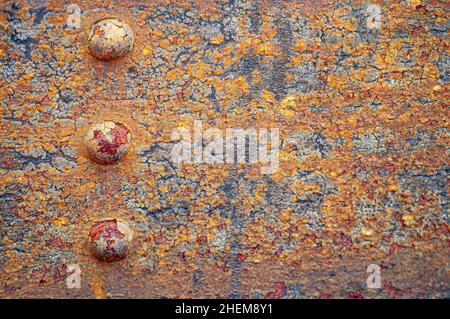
[89,219,133,262]
[85,120,131,164]
[88,18,134,61]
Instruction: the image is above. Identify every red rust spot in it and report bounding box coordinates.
[93,26,105,36]
[319,292,333,299]
[383,282,404,298]
[89,219,128,262]
[93,122,129,156]
[267,282,287,299]
[347,290,364,299]
[89,219,124,242]
[415,5,428,12]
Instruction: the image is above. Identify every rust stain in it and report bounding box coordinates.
[0,0,448,298]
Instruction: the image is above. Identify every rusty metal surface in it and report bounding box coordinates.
[0,0,449,298]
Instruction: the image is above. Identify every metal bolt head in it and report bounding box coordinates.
[89,219,133,262]
[85,120,131,164]
[88,18,134,61]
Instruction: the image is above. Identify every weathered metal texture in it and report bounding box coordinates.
[0,0,448,298]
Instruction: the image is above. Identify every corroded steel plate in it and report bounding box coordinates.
[0,0,448,298]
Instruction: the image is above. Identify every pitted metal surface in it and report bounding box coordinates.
[0,0,448,298]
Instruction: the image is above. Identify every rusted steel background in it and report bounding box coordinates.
[0,0,449,298]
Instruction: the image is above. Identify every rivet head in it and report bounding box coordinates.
[89,219,133,262]
[88,18,134,61]
[85,120,131,164]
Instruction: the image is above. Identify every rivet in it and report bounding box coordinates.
[85,120,131,164]
[88,18,134,61]
[89,219,133,262]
